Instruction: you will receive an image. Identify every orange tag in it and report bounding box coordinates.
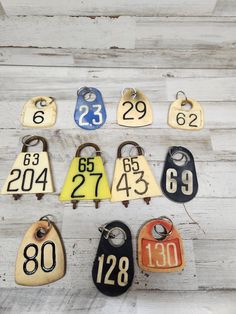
[138,217,184,272]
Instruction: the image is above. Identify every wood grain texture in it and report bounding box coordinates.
[0,2,236,312]
[1,16,236,49]
[2,47,236,69]
[1,0,236,17]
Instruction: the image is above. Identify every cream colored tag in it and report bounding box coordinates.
[111,155,161,202]
[15,220,65,286]
[21,96,57,128]
[168,98,204,130]
[60,156,111,201]
[1,152,54,195]
[117,89,153,127]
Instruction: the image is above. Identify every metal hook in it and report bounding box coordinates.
[77,87,95,101]
[129,145,145,157]
[122,87,137,99]
[176,90,188,103]
[21,135,40,147]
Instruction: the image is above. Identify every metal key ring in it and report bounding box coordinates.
[176,90,188,103]
[35,96,54,107]
[152,216,174,240]
[168,147,190,166]
[77,87,95,101]
[22,135,40,147]
[34,215,53,240]
[122,87,137,99]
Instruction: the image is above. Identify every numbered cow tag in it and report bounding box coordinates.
[92,221,134,296]
[117,88,153,127]
[161,146,198,203]
[138,217,184,272]
[21,96,57,128]
[111,141,162,207]
[168,91,204,130]
[15,215,65,286]
[60,143,111,208]
[1,136,54,200]
[74,87,107,130]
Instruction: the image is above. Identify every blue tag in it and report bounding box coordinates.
[74,87,107,130]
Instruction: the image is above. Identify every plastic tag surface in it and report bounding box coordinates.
[21,96,57,128]
[92,221,134,296]
[168,96,204,130]
[138,217,184,272]
[117,88,153,127]
[15,217,65,286]
[74,87,107,130]
[161,146,198,203]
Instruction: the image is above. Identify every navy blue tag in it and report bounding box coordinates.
[74,87,107,130]
[161,146,198,203]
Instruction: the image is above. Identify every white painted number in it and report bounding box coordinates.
[166,168,193,195]
[79,104,103,126]
[96,254,129,286]
[145,242,178,267]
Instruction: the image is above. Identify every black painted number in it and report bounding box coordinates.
[33,111,45,124]
[123,101,146,120]
[78,157,94,172]
[23,241,56,275]
[23,153,40,166]
[7,168,48,192]
[71,173,103,198]
[176,112,198,127]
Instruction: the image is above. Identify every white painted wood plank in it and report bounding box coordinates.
[0,16,135,49]
[211,129,236,152]
[0,0,223,17]
[1,16,236,49]
[0,197,235,240]
[1,290,235,314]
[2,47,236,69]
[136,17,236,49]
[2,67,236,102]
[195,240,236,289]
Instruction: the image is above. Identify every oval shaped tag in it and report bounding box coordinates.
[138,217,184,272]
[161,146,198,202]
[74,87,107,130]
[92,221,134,296]
[15,216,66,286]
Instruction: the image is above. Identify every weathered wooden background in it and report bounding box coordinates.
[0,1,236,313]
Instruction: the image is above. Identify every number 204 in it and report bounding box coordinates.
[96,254,129,287]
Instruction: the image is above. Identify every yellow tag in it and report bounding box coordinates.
[60,143,111,207]
[15,217,65,286]
[111,141,161,206]
[168,93,204,130]
[21,96,57,128]
[117,88,153,127]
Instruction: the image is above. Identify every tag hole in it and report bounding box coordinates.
[84,92,96,102]
[171,152,188,167]
[152,224,168,240]
[35,228,47,240]
[181,102,192,111]
[108,228,126,247]
[35,100,47,108]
